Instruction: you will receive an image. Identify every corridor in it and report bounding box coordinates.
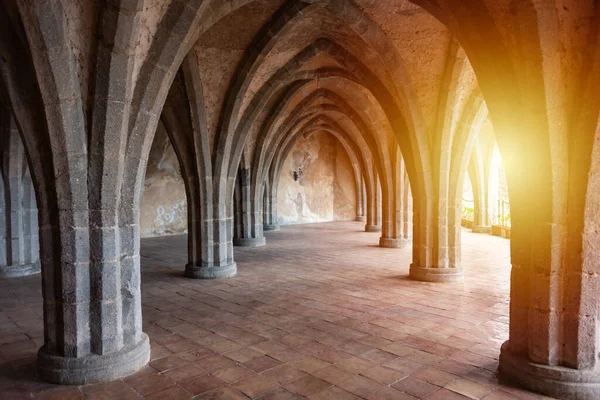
[0,222,544,399]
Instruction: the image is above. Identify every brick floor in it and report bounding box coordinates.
[0,221,554,399]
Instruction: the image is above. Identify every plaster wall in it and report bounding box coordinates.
[277,131,356,225]
[140,125,187,238]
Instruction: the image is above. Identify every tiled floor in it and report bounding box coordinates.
[0,221,552,399]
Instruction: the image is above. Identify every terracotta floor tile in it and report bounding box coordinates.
[284,375,331,397]
[425,388,471,399]
[195,386,249,399]
[405,350,446,366]
[414,367,458,387]
[127,373,175,396]
[151,344,173,360]
[392,377,440,398]
[251,341,288,354]
[336,374,384,398]
[311,365,356,386]
[2,386,33,400]
[183,375,226,396]
[290,356,331,373]
[83,381,138,399]
[309,386,361,399]
[122,366,159,383]
[436,360,477,376]
[382,358,424,375]
[359,365,407,385]
[481,391,519,400]
[234,375,279,397]
[335,355,377,374]
[243,355,282,373]
[357,335,394,350]
[36,387,83,400]
[261,364,307,384]
[256,387,304,399]
[446,378,493,399]
[279,334,311,347]
[163,364,207,383]
[150,355,188,372]
[164,340,201,354]
[368,387,419,400]
[384,342,415,357]
[144,385,194,399]
[195,355,238,373]
[268,348,305,363]
[224,347,264,363]
[179,348,217,363]
[212,365,255,384]
[361,348,398,363]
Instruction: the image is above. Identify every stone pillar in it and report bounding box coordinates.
[233,168,266,247]
[410,172,464,282]
[403,173,413,240]
[1,0,156,385]
[355,174,366,222]
[35,203,150,385]
[381,150,411,248]
[263,175,280,231]
[469,154,492,233]
[365,171,382,232]
[0,119,40,278]
[160,87,238,280]
[498,133,600,400]
[185,176,238,279]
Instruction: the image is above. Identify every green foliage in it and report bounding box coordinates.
[498,212,511,227]
[462,206,474,220]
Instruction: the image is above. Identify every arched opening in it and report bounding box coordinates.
[140,122,188,238]
[0,1,597,399]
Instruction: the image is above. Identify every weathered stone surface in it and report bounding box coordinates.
[276,132,357,225]
[140,124,187,237]
[38,333,150,385]
[365,224,382,233]
[185,262,237,279]
[1,2,599,399]
[409,264,464,283]
[0,116,40,278]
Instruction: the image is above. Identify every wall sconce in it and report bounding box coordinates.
[293,168,304,181]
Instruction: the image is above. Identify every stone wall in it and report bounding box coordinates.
[140,126,187,238]
[277,131,357,225]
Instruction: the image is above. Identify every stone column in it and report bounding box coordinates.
[233,167,266,247]
[263,167,280,231]
[381,150,411,248]
[355,174,366,222]
[469,154,492,233]
[410,182,464,282]
[365,171,382,232]
[184,172,238,279]
[161,86,237,279]
[403,172,413,240]
[0,119,40,278]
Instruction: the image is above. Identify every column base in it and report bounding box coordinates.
[355,216,366,222]
[37,333,150,385]
[472,225,492,234]
[263,224,280,232]
[233,237,266,247]
[409,264,464,282]
[379,237,410,248]
[499,341,600,400]
[185,261,237,279]
[0,262,41,278]
[365,224,381,232]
